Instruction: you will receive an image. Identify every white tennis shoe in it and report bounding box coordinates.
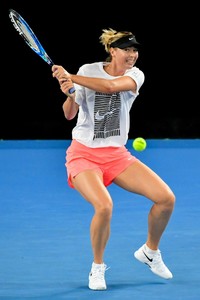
[134,244,173,279]
[88,262,109,290]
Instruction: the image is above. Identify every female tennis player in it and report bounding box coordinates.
[52,28,175,291]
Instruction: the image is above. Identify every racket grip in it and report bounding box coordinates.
[69,87,75,94]
[50,63,75,94]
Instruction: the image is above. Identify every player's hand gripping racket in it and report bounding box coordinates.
[8,9,75,94]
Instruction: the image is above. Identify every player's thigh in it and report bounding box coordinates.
[72,170,113,208]
[113,160,171,202]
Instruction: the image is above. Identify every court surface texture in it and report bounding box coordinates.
[0,139,199,300]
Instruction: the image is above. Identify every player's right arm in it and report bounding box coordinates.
[59,79,79,120]
[62,96,79,120]
[52,65,78,120]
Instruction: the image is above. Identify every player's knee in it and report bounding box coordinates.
[163,189,176,211]
[97,202,113,220]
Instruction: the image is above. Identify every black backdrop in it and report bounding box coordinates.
[2,1,199,140]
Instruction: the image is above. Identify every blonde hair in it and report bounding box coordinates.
[99,28,133,53]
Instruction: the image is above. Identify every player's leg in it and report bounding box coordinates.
[113,159,175,279]
[72,169,112,290]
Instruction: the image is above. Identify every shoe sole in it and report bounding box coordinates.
[89,284,107,290]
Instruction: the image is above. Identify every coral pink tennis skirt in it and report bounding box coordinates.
[65,139,137,188]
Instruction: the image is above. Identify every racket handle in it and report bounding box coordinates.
[69,87,75,94]
[50,62,75,94]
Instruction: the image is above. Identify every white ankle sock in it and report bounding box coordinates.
[145,244,158,255]
[92,262,103,269]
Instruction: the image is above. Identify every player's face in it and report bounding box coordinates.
[115,47,139,68]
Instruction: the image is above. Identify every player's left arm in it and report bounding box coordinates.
[52,64,139,94]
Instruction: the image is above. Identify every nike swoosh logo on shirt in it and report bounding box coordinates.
[95,109,117,121]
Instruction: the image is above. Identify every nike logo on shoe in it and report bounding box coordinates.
[143,250,153,262]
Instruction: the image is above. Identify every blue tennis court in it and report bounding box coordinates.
[0,139,200,300]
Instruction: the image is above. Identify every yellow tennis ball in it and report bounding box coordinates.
[132,137,147,151]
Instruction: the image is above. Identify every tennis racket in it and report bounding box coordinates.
[9,9,75,94]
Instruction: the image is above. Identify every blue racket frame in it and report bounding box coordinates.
[9,9,75,94]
